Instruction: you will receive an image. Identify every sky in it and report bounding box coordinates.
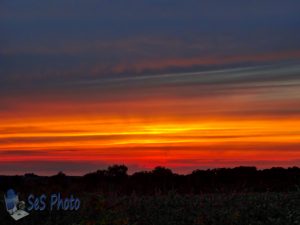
[1,0,300,175]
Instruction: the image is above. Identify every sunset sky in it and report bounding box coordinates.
[1,0,300,175]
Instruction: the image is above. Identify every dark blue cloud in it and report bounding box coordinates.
[1,0,300,89]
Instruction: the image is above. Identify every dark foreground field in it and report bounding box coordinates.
[1,166,300,225]
[1,192,300,225]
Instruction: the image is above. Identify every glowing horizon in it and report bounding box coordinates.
[1,64,300,175]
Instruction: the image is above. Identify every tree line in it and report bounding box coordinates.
[1,165,300,195]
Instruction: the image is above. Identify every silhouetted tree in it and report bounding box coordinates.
[152,166,173,176]
[107,165,128,178]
